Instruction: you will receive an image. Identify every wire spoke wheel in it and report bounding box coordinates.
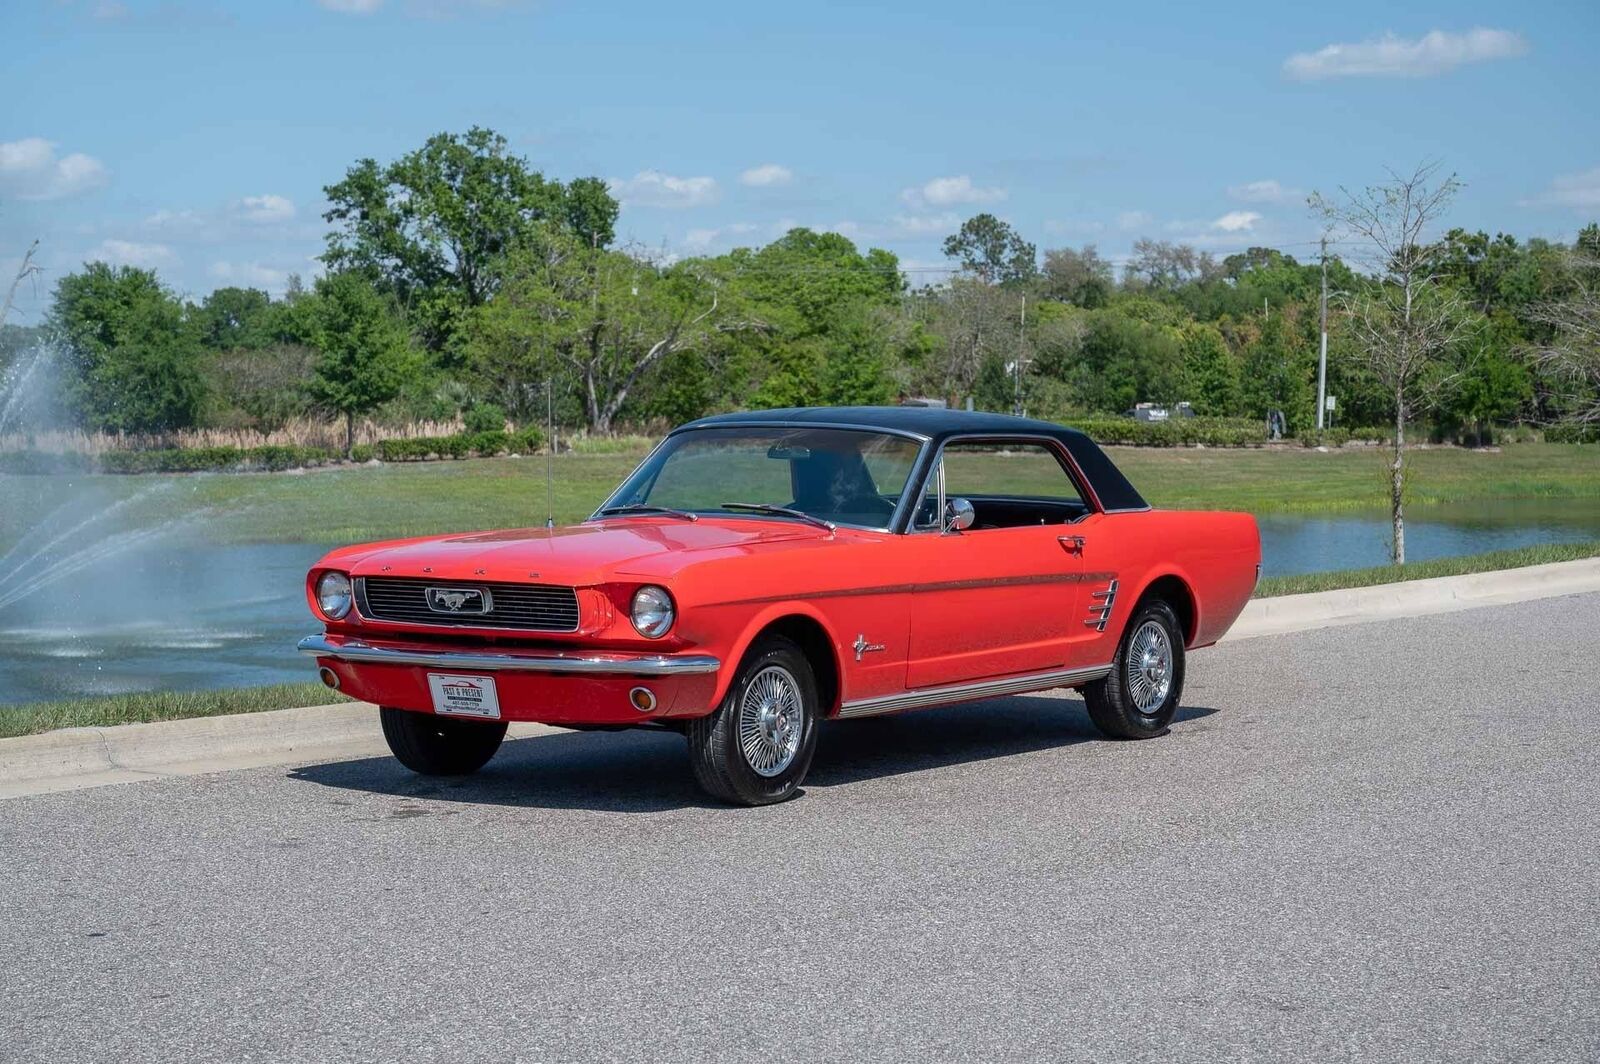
[737,665,804,778]
[1125,619,1174,714]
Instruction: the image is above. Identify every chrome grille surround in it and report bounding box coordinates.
[355,577,580,632]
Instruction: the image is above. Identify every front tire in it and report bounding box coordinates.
[380,706,507,775]
[1083,599,1185,739]
[687,635,819,806]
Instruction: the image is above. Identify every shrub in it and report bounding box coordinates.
[0,427,547,475]
[1546,422,1600,444]
[462,403,507,434]
[1068,417,1264,447]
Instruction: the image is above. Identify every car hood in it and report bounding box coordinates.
[332,518,835,586]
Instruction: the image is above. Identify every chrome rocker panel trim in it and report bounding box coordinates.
[837,662,1113,719]
[298,635,721,676]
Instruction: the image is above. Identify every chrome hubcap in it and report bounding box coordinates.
[738,665,804,777]
[1127,620,1173,714]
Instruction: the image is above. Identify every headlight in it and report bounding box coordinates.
[316,571,353,620]
[630,585,674,639]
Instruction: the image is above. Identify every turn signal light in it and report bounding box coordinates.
[629,687,657,712]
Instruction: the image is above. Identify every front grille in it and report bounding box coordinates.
[356,577,580,632]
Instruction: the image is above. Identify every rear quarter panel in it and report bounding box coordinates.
[1089,509,1260,648]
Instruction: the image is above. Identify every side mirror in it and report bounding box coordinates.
[943,497,975,533]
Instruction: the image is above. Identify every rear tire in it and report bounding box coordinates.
[1084,599,1185,740]
[687,635,819,806]
[380,706,507,775]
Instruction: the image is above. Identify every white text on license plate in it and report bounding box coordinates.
[426,673,501,719]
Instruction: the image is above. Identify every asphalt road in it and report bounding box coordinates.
[3,595,1598,1064]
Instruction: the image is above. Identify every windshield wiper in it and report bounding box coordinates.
[718,502,836,532]
[597,504,698,522]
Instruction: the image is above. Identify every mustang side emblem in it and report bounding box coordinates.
[426,587,492,614]
[852,633,886,662]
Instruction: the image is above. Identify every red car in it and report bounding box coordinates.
[300,407,1260,805]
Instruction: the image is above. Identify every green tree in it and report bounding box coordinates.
[942,214,1037,285]
[322,127,616,355]
[1179,323,1241,415]
[465,234,747,433]
[1040,245,1112,306]
[305,272,418,456]
[196,286,274,350]
[49,263,205,432]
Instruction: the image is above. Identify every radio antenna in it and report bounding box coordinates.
[545,378,555,530]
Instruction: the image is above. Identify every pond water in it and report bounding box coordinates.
[0,497,1596,706]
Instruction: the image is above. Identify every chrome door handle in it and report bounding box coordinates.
[1058,535,1085,555]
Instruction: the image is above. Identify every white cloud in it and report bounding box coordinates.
[319,0,384,11]
[680,222,766,251]
[608,170,719,208]
[1522,167,1600,212]
[902,175,1006,209]
[87,240,177,269]
[234,193,296,224]
[890,212,960,236]
[142,208,207,235]
[1227,179,1303,205]
[739,163,793,188]
[209,260,290,290]
[1117,210,1153,232]
[0,138,109,201]
[1211,210,1262,233]
[1284,27,1529,81]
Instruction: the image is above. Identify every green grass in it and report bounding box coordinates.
[1253,541,1600,597]
[4,441,1596,549]
[0,682,348,740]
[1111,442,1600,514]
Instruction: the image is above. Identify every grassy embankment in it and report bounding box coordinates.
[2,442,1596,738]
[6,440,1595,548]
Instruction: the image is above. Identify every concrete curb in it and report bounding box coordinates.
[4,556,1598,800]
[1225,557,1600,641]
[0,702,557,800]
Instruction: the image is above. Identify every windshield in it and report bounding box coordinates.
[600,426,924,531]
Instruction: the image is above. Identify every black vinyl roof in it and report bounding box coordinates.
[678,406,1149,512]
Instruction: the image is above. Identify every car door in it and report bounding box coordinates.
[901,437,1092,689]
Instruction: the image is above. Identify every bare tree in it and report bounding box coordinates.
[1122,239,1217,290]
[1312,163,1471,564]
[1527,254,1600,425]
[1,241,42,328]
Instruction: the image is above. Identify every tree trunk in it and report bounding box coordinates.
[344,410,355,460]
[1390,403,1406,565]
[583,366,608,434]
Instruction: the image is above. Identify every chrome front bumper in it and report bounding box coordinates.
[297,634,721,676]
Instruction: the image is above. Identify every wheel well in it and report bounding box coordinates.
[1137,575,1197,645]
[757,615,841,715]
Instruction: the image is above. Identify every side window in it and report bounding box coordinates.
[915,439,1088,531]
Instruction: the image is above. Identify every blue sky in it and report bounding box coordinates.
[3,0,1597,315]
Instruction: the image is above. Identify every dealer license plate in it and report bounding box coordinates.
[426,673,501,719]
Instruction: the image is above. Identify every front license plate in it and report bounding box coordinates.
[426,673,501,719]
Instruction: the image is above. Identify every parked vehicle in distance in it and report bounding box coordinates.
[300,407,1261,805]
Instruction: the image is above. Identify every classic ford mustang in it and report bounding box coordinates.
[300,407,1260,804]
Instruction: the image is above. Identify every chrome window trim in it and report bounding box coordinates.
[838,661,1113,718]
[298,634,720,676]
[902,432,1100,536]
[592,423,933,535]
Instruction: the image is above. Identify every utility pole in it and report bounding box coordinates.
[1013,294,1026,417]
[1316,234,1329,431]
